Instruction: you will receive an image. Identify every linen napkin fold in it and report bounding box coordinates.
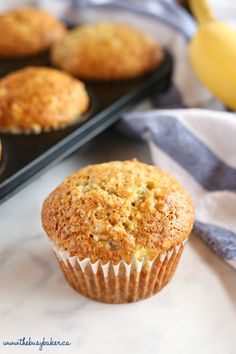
[122,109,236,269]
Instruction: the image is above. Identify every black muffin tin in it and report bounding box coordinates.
[0,50,172,204]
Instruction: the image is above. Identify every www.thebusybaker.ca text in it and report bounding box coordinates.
[2,336,71,351]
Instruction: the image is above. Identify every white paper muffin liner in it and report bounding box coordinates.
[51,238,188,303]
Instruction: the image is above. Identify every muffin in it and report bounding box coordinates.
[51,22,164,80]
[0,66,89,133]
[42,160,194,303]
[0,7,66,57]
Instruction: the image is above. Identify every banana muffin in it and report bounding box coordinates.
[51,22,164,80]
[0,67,89,133]
[0,7,66,57]
[42,160,194,303]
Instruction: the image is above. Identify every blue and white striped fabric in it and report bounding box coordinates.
[122,109,236,269]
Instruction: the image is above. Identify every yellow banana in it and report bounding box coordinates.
[189,0,236,110]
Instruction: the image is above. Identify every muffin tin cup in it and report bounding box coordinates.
[51,238,188,304]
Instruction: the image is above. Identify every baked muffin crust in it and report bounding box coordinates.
[0,67,89,133]
[42,160,194,264]
[0,7,66,57]
[51,22,164,80]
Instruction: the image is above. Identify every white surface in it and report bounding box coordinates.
[0,129,236,354]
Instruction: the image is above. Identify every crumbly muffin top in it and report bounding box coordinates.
[51,22,163,80]
[0,7,66,57]
[0,66,89,133]
[42,160,194,264]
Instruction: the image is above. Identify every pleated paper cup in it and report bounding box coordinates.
[51,238,188,304]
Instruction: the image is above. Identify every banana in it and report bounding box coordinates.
[189,0,236,110]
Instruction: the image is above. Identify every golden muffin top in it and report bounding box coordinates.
[51,22,164,80]
[0,7,66,57]
[0,66,89,133]
[42,160,194,264]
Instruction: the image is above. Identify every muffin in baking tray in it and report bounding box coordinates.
[0,7,66,57]
[0,67,89,133]
[51,22,164,80]
[42,159,194,303]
